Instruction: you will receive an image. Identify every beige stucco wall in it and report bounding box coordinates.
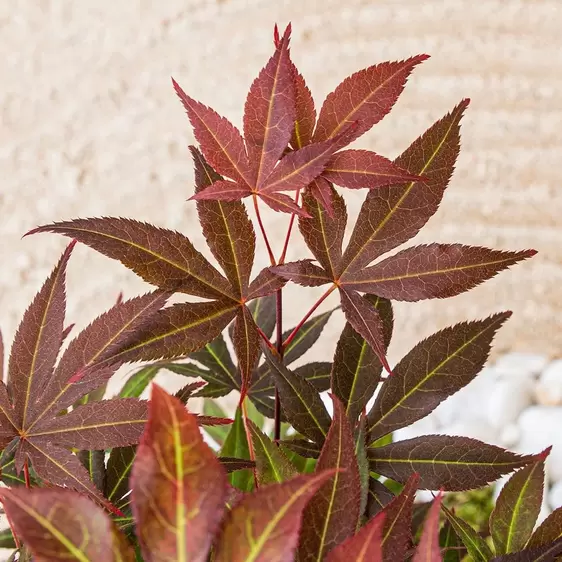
[1,0,561,392]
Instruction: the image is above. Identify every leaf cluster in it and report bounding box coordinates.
[0,21,555,562]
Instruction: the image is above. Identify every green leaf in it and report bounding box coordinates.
[213,471,336,562]
[262,345,331,445]
[105,445,136,507]
[490,454,548,554]
[0,487,134,561]
[118,365,160,398]
[190,333,239,391]
[248,420,297,485]
[369,435,537,491]
[441,504,495,562]
[131,384,228,562]
[219,406,253,492]
[356,414,370,525]
[367,312,511,443]
[332,295,393,422]
[298,395,361,561]
[439,519,465,562]
[0,527,16,549]
[77,449,106,492]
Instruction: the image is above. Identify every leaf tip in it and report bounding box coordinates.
[538,446,553,461]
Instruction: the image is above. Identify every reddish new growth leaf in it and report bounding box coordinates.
[0,487,135,561]
[325,513,385,562]
[175,24,339,217]
[178,26,425,218]
[413,493,443,562]
[0,244,170,508]
[297,395,361,561]
[213,471,335,562]
[132,384,228,562]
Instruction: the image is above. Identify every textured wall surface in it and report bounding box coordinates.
[1,0,561,391]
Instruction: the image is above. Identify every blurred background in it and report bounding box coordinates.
[1,0,560,389]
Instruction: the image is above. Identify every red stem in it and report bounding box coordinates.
[283,284,337,349]
[23,459,30,489]
[241,399,259,489]
[279,189,301,265]
[274,289,284,443]
[256,326,275,351]
[252,194,276,266]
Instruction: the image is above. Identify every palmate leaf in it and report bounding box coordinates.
[413,494,443,562]
[0,245,169,508]
[325,512,385,562]
[213,471,335,562]
[179,27,342,217]
[367,312,511,443]
[332,295,393,422]
[272,100,537,372]
[0,487,135,561]
[297,395,361,562]
[368,435,538,491]
[131,384,228,562]
[490,453,549,555]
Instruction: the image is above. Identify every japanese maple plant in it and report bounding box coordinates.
[0,23,559,562]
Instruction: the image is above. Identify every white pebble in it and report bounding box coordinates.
[499,424,521,448]
[486,378,533,429]
[517,406,562,482]
[493,352,549,378]
[535,360,562,406]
